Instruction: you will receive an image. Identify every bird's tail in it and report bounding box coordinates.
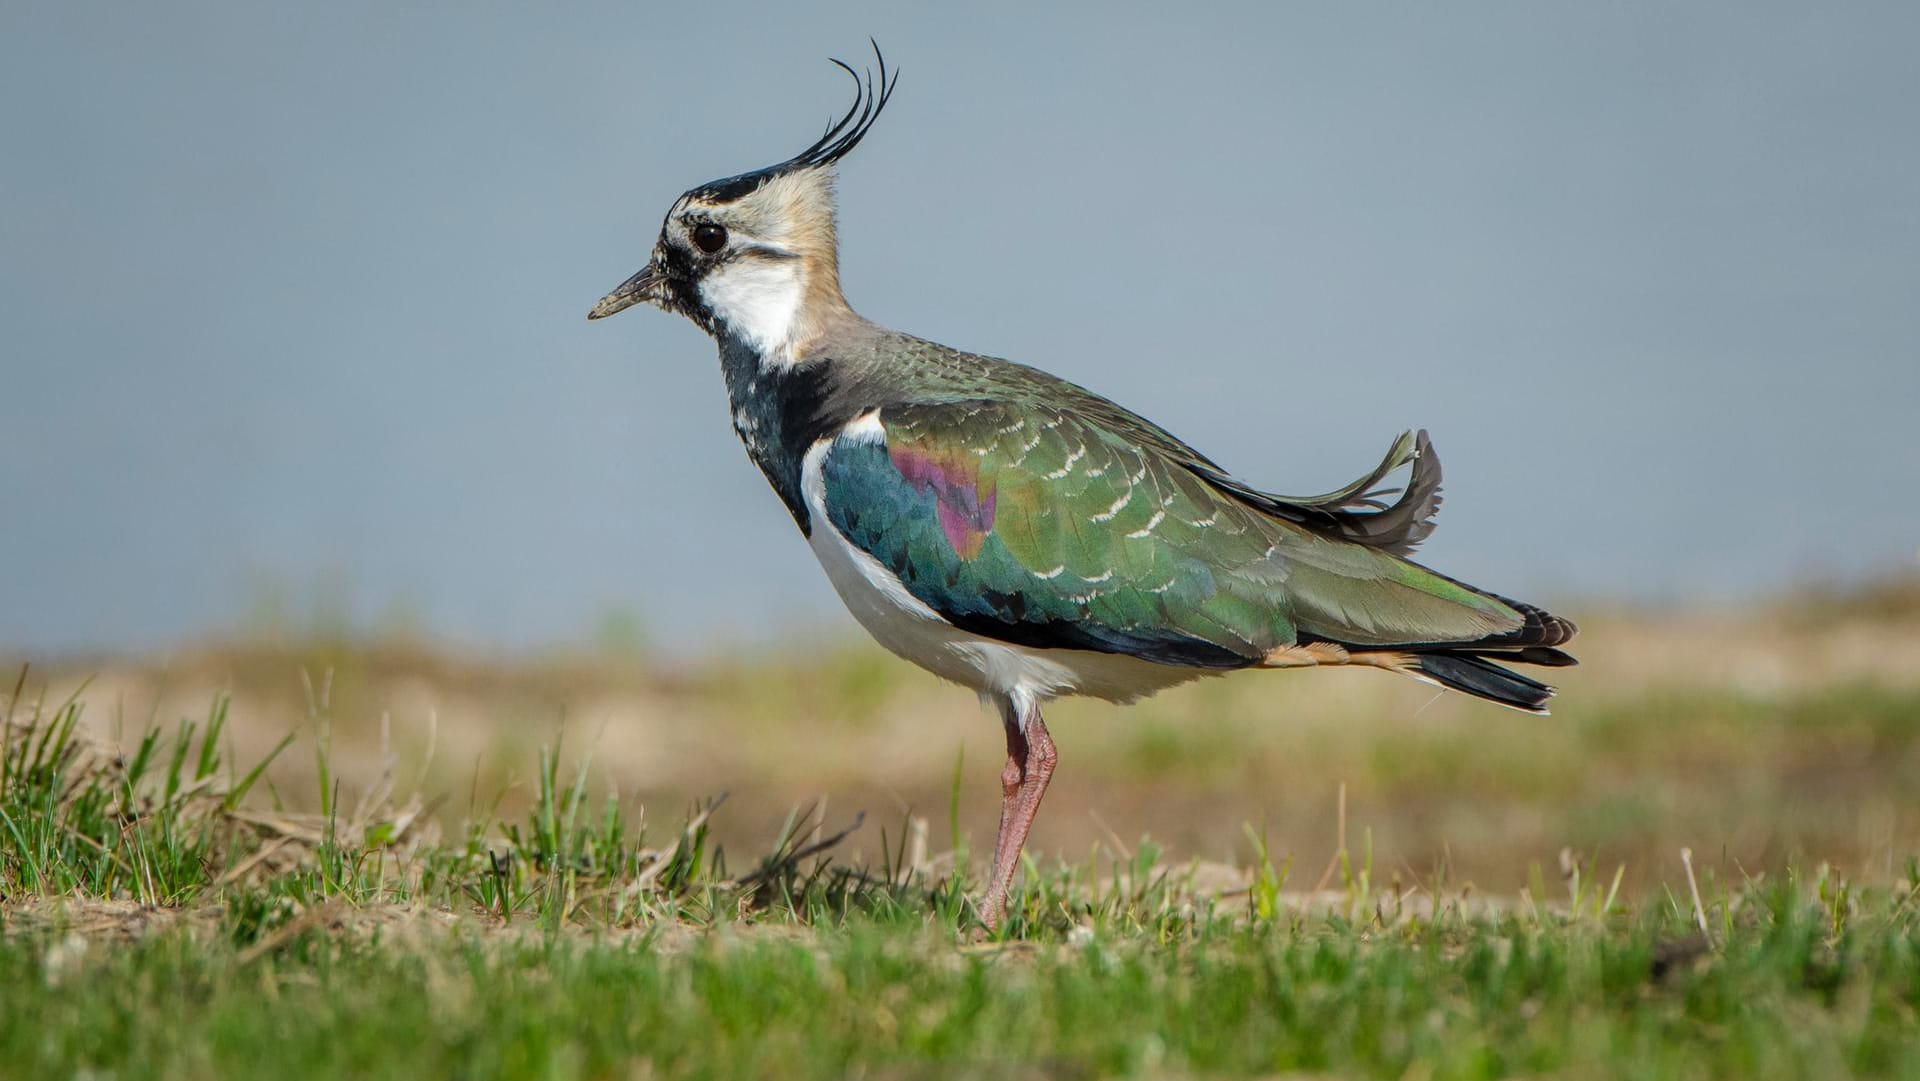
[1262,599,1578,715]
[1404,650,1567,713]
[1385,595,1578,713]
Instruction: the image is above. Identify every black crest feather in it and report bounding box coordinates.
[690,40,898,204]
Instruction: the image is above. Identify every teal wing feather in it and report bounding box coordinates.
[817,400,1532,666]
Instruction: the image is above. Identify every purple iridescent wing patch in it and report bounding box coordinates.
[889,445,998,559]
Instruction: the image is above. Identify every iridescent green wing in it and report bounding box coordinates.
[820,398,1535,664]
[819,399,1291,665]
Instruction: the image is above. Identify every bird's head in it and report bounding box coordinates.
[589,45,896,362]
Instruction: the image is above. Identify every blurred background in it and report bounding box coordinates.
[3,2,1918,895]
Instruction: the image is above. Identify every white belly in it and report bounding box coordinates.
[800,432,1205,705]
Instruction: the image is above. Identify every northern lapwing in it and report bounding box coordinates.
[589,46,1577,929]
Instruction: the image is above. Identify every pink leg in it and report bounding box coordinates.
[978,695,1058,930]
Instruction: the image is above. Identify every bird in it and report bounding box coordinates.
[588,45,1576,930]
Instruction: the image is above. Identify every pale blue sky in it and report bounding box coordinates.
[3,2,1917,653]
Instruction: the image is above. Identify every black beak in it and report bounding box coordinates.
[587,262,663,320]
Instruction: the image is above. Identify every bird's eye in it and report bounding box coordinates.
[691,223,728,254]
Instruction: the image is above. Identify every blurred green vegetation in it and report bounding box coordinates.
[9,579,1920,902]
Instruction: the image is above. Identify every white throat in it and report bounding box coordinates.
[699,258,806,365]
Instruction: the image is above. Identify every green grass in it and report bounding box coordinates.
[7,903,1920,1081]
[6,674,1920,1079]
[6,878,1920,1079]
